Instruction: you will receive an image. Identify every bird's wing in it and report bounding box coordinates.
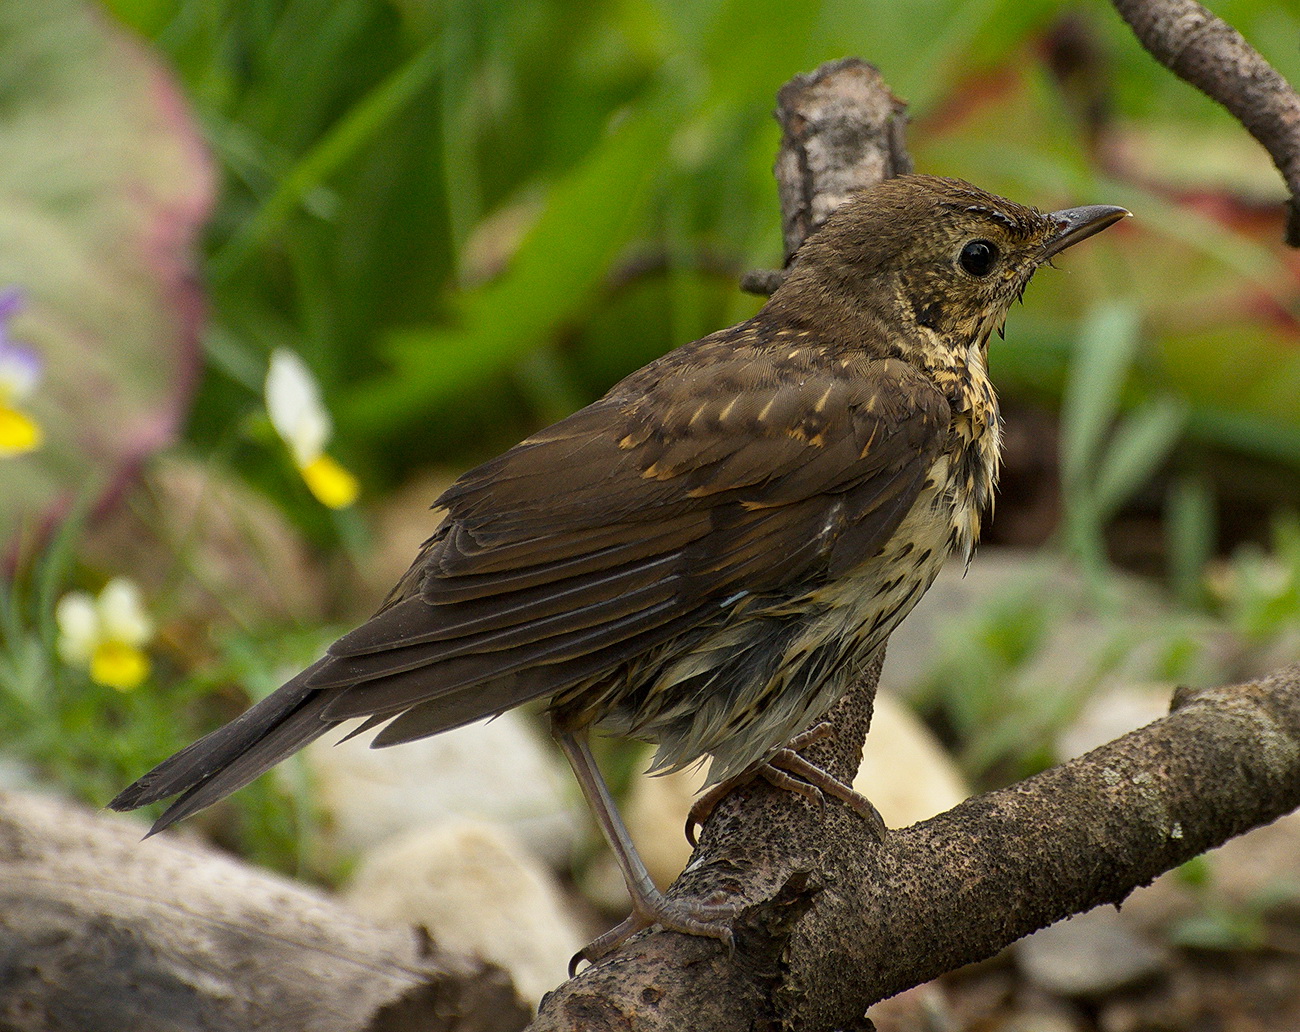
[313,346,950,721]
[111,340,949,830]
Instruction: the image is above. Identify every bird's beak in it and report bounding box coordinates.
[1042,204,1130,258]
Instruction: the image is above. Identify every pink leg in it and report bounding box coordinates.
[686,721,887,846]
[555,726,736,971]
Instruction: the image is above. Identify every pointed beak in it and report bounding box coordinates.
[1042,204,1130,258]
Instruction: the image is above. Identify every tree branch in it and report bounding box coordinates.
[740,58,910,295]
[532,668,1300,1031]
[1109,0,1300,245]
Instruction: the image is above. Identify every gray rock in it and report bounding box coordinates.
[304,710,579,867]
[1017,906,1169,998]
[856,691,970,829]
[1054,682,1172,761]
[343,820,584,1009]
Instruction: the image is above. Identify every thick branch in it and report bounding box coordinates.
[1110,0,1300,244]
[532,667,1300,1031]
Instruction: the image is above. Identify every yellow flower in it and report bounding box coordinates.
[0,288,43,458]
[265,349,359,508]
[0,405,41,456]
[56,578,154,691]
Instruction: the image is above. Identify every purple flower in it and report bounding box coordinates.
[0,287,43,456]
[0,289,40,401]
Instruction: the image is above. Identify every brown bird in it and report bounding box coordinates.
[111,174,1127,961]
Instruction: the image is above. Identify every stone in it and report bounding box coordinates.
[856,690,970,829]
[1054,682,1172,761]
[304,710,578,867]
[1016,906,1170,998]
[866,982,956,1032]
[343,820,584,1009]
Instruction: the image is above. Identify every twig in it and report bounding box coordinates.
[1109,0,1300,245]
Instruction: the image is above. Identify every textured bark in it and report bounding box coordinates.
[0,790,529,1032]
[532,668,1300,1031]
[1109,0,1300,244]
[741,58,911,295]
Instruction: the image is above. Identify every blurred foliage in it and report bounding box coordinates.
[2,0,1300,875]
[90,0,1300,526]
[0,0,212,543]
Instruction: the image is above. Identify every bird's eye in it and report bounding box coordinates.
[959,239,999,277]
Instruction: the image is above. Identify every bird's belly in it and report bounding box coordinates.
[598,463,978,783]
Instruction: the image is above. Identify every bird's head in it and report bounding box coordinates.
[769,174,1128,369]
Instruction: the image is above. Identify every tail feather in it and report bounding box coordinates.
[108,659,334,833]
[141,691,342,835]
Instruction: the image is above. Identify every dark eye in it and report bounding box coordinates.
[959,239,999,276]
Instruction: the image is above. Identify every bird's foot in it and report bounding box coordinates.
[570,890,736,974]
[767,746,887,842]
[685,721,887,846]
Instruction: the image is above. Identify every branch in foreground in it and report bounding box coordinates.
[532,666,1300,1031]
[1109,0,1300,245]
[0,790,529,1032]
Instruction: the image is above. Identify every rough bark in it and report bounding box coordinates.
[0,790,529,1032]
[741,58,911,295]
[1109,0,1300,244]
[532,668,1300,1031]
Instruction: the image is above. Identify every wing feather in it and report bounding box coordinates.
[110,336,952,828]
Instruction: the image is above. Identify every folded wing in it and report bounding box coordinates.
[110,335,948,833]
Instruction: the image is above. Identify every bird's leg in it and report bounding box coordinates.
[553,725,736,970]
[686,721,887,846]
[684,761,821,847]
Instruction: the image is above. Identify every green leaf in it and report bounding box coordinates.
[1060,302,1141,495]
[344,101,675,432]
[1166,475,1216,607]
[1092,395,1186,522]
[210,39,442,280]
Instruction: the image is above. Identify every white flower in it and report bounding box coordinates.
[265,349,358,508]
[56,578,154,691]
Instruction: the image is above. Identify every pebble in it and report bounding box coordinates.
[1016,907,1169,998]
[304,711,578,867]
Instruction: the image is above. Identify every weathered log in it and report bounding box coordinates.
[0,790,529,1032]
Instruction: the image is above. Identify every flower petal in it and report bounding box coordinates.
[0,405,41,456]
[266,349,330,467]
[90,640,150,691]
[0,342,41,401]
[300,453,359,509]
[0,287,23,323]
[98,577,153,646]
[55,592,98,664]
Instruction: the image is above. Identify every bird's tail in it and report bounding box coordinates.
[108,657,338,835]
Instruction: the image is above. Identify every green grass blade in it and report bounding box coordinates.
[210,39,442,281]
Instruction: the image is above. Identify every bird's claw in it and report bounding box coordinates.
[569,896,737,976]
